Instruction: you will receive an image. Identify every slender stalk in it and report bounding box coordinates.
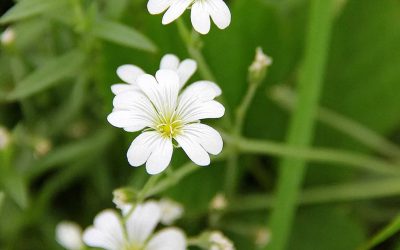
[269,85,400,160]
[266,1,334,249]
[357,213,400,250]
[225,135,400,175]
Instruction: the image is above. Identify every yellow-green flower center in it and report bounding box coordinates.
[157,119,183,138]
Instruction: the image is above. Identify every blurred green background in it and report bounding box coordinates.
[1,0,400,249]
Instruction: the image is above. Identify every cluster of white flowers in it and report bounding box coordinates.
[147,0,231,34]
[56,200,186,250]
[107,54,224,175]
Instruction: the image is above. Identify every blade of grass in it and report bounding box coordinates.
[266,0,334,249]
[269,85,400,160]
[357,214,400,250]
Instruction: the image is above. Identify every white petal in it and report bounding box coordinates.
[162,0,193,25]
[175,133,210,166]
[117,65,145,84]
[146,228,186,250]
[137,74,165,113]
[56,222,83,250]
[126,201,162,245]
[127,132,161,167]
[148,0,174,14]
[181,123,223,155]
[183,80,222,100]
[146,137,173,175]
[181,100,225,122]
[83,210,124,250]
[107,110,150,132]
[177,59,197,87]
[111,83,140,95]
[191,1,211,34]
[206,0,231,30]
[160,54,180,71]
[155,70,180,113]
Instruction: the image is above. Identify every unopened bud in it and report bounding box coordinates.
[34,138,52,157]
[112,187,138,210]
[248,47,272,85]
[159,198,184,225]
[209,231,235,250]
[254,228,271,248]
[1,27,15,46]
[55,221,83,250]
[0,126,11,150]
[210,193,228,211]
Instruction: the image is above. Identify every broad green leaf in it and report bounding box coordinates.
[6,50,85,101]
[93,19,157,53]
[0,0,69,24]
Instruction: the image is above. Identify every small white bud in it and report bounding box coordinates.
[254,228,271,248]
[209,231,235,250]
[0,126,11,150]
[1,27,15,46]
[248,47,273,84]
[112,187,137,210]
[55,221,83,250]
[159,198,184,225]
[34,138,52,157]
[210,193,228,211]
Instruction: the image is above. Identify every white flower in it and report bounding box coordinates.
[159,198,184,225]
[107,56,224,175]
[147,0,231,34]
[111,54,197,95]
[1,27,15,46]
[83,201,186,250]
[55,221,84,250]
[209,231,235,250]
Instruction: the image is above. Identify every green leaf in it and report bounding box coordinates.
[93,19,157,53]
[0,0,69,24]
[6,50,86,101]
[358,214,400,250]
[2,171,28,209]
[0,191,4,212]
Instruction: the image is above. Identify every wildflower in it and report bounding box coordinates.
[107,58,224,175]
[147,0,231,34]
[112,187,138,210]
[111,54,196,95]
[55,221,84,250]
[0,126,11,150]
[1,27,15,46]
[159,198,184,225]
[83,201,186,250]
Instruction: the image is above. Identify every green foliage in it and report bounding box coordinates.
[0,0,400,249]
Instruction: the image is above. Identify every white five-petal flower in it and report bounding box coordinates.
[107,55,224,175]
[147,0,231,34]
[83,201,186,250]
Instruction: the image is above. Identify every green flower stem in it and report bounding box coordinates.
[229,177,400,212]
[269,85,400,160]
[357,213,400,250]
[225,77,261,197]
[266,0,334,249]
[224,134,400,175]
[147,153,228,197]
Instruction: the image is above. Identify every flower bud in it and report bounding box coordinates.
[194,231,235,250]
[1,27,15,47]
[248,47,272,85]
[159,198,184,225]
[34,138,52,157]
[254,227,271,248]
[210,193,228,211]
[55,221,83,250]
[112,187,138,210]
[0,126,11,150]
